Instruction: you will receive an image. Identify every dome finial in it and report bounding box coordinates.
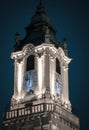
[45,26,50,44]
[63,37,68,56]
[36,0,46,14]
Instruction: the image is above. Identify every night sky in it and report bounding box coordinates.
[0,0,89,130]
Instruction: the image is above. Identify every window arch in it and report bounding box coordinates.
[56,59,61,74]
[26,55,35,71]
[25,55,36,93]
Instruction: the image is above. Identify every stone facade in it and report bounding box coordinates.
[10,43,71,110]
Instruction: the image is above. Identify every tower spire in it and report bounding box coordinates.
[15,0,57,50]
[40,0,42,5]
[36,0,45,14]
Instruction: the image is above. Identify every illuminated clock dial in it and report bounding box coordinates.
[25,70,36,93]
[56,73,61,96]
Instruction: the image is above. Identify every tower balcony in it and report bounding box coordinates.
[3,101,79,130]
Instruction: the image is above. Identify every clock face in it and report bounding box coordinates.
[25,70,36,93]
[56,73,61,96]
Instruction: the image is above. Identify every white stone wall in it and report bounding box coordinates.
[11,43,71,110]
[35,53,45,96]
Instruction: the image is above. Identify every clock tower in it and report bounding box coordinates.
[3,0,80,130]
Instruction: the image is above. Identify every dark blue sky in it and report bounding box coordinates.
[0,0,89,130]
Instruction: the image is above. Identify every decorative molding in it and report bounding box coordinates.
[22,43,35,57]
[11,43,71,66]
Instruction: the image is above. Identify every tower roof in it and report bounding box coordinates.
[14,0,58,51]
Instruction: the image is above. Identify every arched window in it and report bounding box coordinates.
[26,55,34,71]
[56,59,61,74]
[25,55,36,93]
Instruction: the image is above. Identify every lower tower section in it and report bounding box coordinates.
[3,98,79,130]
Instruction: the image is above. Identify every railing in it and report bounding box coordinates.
[3,103,79,130]
[4,103,54,120]
[4,103,79,128]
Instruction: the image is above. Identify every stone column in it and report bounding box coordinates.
[44,52,50,97]
[35,53,45,97]
[61,64,70,107]
[13,58,25,101]
[49,56,56,98]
